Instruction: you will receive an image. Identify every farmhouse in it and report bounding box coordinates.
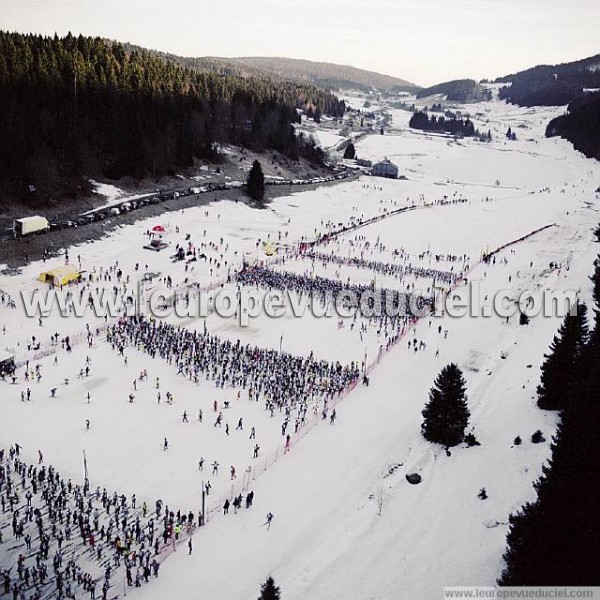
[371,159,398,179]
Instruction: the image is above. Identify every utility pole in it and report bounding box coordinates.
[83,449,88,482]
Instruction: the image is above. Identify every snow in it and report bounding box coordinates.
[85,180,152,215]
[295,125,345,150]
[2,96,600,600]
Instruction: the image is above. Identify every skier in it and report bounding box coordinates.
[163,438,168,451]
[182,411,188,423]
[198,457,204,471]
[265,512,274,530]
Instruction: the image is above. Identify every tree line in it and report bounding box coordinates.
[498,232,600,584]
[0,32,342,204]
[546,91,600,162]
[415,79,482,102]
[496,53,600,107]
[409,111,476,137]
[419,226,600,584]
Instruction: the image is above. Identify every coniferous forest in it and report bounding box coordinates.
[409,111,476,137]
[498,246,600,584]
[0,32,345,203]
[496,54,600,107]
[546,92,600,162]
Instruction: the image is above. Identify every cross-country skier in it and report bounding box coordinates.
[265,512,274,530]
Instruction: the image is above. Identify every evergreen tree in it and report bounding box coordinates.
[500,340,600,584]
[409,111,477,137]
[247,159,265,201]
[506,126,512,139]
[421,363,470,447]
[537,302,588,411]
[591,256,600,337]
[258,576,281,600]
[343,143,356,160]
[313,106,322,123]
[499,262,600,585]
[0,31,338,203]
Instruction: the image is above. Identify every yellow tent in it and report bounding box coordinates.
[262,241,278,256]
[38,265,81,286]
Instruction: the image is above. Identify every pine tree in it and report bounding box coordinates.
[506,126,512,139]
[499,293,600,585]
[343,143,356,160]
[590,255,600,337]
[500,347,600,584]
[258,576,281,600]
[421,363,470,447]
[537,302,588,411]
[247,160,265,202]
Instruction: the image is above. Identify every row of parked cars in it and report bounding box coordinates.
[40,170,354,233]
[266,172,351,187]
[48,188,200,231]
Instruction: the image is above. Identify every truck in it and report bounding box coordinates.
[13,216,50,237]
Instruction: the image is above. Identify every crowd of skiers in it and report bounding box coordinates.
[298,247,467,287]
[107,317,360,409]
[0,444,206,600]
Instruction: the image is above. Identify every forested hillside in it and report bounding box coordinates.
[204,56,418,92]
[496,54,600,106]
[0,32,343,204]
[415,79,488,102]
[546,92,600,161]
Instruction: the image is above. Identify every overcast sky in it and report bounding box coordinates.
[1,0,598,86]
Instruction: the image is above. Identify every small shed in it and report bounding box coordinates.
[371,159,399,179]
[38,265,81,287]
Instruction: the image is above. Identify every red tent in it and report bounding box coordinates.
[152,225,165,233]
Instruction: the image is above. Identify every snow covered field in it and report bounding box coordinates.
[1,95,600,600]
